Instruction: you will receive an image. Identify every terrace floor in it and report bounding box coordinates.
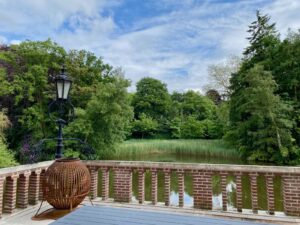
[0,198,300,225]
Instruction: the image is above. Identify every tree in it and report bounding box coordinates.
[132,77,171,120]
[0,110,17,168]
[131,113,158,139]
[205,89,222,105]
[227,65,297,164]
[180,116,205,139]
[181,91,216,121]
[205,55,240,96]
[0,40,65,157]
[0,40,133,161]
[271,30,300,101]
[243,10,280,69]
[65,72,133,159]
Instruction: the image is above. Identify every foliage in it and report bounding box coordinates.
[168,117,182,139]
[205,89,222,105]
[215,102,230,135]
[0,40,65,156]
[180,116,205,139]
[0,139,17,168]
[167,90,223,139]
[226,11,300,164]
[0,110,17,168]
[131,113,158,139]
[132,77,171,120]
[180,117,222,139]
[243,11,279,65]
[180,91,217,120]
[227,65,297,163]
[0,40,133,162]
[65,74,133,159]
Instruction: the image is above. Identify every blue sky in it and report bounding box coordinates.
[1,0,300,92]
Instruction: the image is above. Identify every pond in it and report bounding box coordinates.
[97,152,284,212]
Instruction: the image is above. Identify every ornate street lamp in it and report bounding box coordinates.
[36,64,93,161]
[50,65,74,159]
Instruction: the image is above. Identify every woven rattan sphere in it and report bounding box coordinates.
[42,158,91,209]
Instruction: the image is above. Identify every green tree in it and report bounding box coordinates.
[131,113,159,139]
[65,73,133,159]
[181,91,216,120]
[168,91,222,139]
[243,10,280,68]
[0,40,133,161]
[227,65,297,163]
[270,31,300,146]
[0,40,65,154]
[0,110,17,168]
[132,77,171,120]
[180,116,205,139]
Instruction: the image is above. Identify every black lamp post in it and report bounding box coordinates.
[54,65,72,159]
[33,64,94,163]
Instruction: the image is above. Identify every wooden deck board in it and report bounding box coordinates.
[50,206,273,225]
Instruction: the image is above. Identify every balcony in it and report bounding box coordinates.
[1,160,300,224]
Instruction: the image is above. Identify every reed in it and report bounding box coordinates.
[115,139,239,159]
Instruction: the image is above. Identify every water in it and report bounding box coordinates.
[98,152,284,212]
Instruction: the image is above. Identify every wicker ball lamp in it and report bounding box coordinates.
[42,158,91,210]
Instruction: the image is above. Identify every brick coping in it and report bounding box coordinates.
[84,160,300,174]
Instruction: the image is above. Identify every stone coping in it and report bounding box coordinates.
[84,160,300,174]
[0,161,53,177]
[0,160,299,177]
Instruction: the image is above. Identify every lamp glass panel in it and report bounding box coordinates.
[56,81,63,99]
[63,81,71,99]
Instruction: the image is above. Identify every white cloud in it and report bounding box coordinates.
[263,0,300,35]
[0,35,7,44]
[10,40,21,45]
[0,0,300,92]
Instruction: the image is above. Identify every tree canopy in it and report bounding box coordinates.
[227,11,300,164]
[0,40,133,162]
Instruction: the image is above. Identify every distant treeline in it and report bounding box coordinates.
[129,77,225,140]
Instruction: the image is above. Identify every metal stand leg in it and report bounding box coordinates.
[35,200,45,217]
[89,195,94,206]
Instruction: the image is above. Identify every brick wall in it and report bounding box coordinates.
[113,168,132,202]
[282,173,300,216]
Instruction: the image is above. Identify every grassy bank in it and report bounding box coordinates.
[115,139,239,159]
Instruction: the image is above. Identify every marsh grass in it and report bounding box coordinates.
[115,139,239,159]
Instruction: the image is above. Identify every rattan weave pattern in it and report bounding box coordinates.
[42,158,91,209]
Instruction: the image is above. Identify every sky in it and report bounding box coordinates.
[1,0,300,92]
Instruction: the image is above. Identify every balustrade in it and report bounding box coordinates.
[0,161,52,218]
[85,160,300,217]
[0,160,300,218]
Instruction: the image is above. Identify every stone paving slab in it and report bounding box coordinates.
[50,205,274,225]
[0,200,300,225]
[0,203,54,225]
